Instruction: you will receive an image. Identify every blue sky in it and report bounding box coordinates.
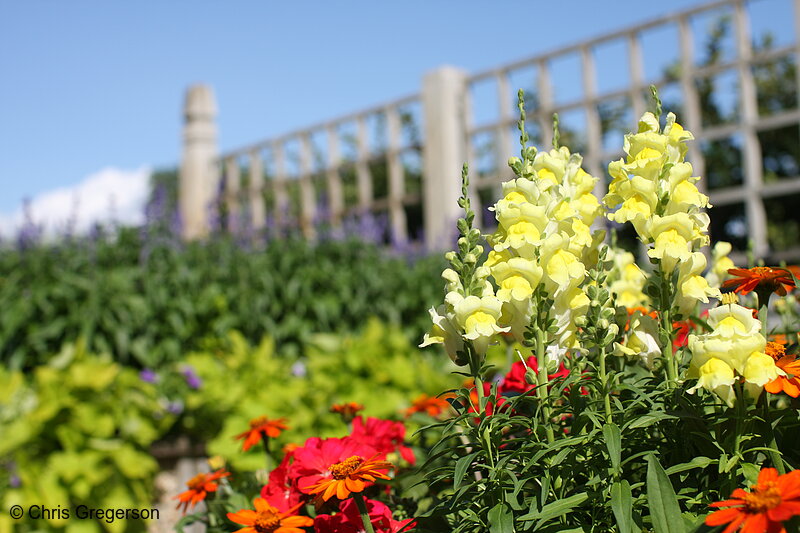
[0,0,794,234]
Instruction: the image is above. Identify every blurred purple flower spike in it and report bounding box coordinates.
[181,365,202,389]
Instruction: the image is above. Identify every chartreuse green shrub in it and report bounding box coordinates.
[184,319,460,471]
[0,341,173,533]
[414,91,800,532]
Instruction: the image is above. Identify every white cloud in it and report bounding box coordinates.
[0,166,151,239]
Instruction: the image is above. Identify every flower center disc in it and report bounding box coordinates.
[249,416,268,429]
[253,510,281,533]
[330,455,365,479]
[744,482,782,513]
[185,474,206,490]
[766,341,787,361]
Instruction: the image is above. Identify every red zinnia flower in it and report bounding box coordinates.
[226,498,312,533]
[314,498,415,533]
[290,437,379,495]
[706,467,800,532]
[174,469,230,513]
[403,394,451,418]
[305,455,393,501]
[723,267,797,297]
[260,452,305,512]
[235,416,288,452]
[350,416,416,465]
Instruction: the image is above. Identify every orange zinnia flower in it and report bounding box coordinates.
[706,467,800,532]
[723,267,797,297]
[305,455,393,501]
[227,498,312,533]
[765,341,800,398]
[174,469,230,513]
[330,402,364,423]
[235,416,289,452]
[403,394,452,418]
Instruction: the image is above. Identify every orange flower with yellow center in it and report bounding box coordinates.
[706,467,800,532]
[404,394,452,418]
[330,402,364,423]
[765,341,800,398]
[235,416,289,452]
[174,469,230,513]
[227,498,312,533]
[305,455,393,501]
[723,266,797,297]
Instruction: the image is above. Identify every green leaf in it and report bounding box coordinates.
[611,480,633,533]
[665,456,714,476]
[488,502,515,533]
[603,423,621,475]
[647,455,685,533]
[626,412,677,429]
[518,493,588,525]
[453,452,478,491]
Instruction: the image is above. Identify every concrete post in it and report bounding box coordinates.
[422,66,469,251]
[179,85,219,239]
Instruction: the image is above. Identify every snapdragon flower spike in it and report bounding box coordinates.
[604,106,719,318]
[488,140,603,355]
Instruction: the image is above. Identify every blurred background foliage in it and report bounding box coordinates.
[0,228,445,371]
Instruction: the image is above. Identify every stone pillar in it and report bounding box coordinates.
[179,85,219,239]
[421,66,469,251]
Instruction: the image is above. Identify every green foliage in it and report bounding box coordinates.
[0,321,456,532]
[0,342,172,533]
[0,231,445,370]
[190,319,459,471]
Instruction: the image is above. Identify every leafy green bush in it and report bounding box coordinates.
[0,230,445,370]
[180,319,459,471]
[0,321,455,531]
[0,341,172,533]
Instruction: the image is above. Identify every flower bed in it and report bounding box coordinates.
[171,91,800,533]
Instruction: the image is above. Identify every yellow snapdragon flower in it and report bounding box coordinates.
[446,292,509,355]
[614,310,661,368]
[688,303,783,404]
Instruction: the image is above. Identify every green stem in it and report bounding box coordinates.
[661,306,677,384]
[261,434,271,471]
[762,393,786,475]
[535,328,555,444]
[733,388,744,458]
[468,344,485,413]
[756,290,769,334]
[599,345,613,424]
[352,492,377,533]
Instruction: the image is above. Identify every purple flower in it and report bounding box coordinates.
[166,400,184,415]
[291,361,307,378]
[9,474,21,488]
[181,366,202,389]
[139,368,158,383]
